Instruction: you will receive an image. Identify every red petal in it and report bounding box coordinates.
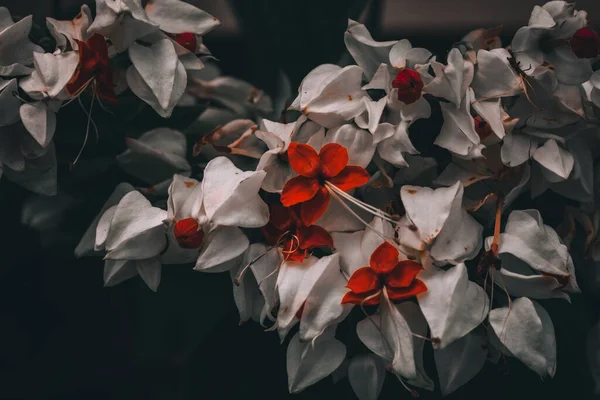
[261,224,283,245]
[369,242,399,274]
[87,34,110,62]
[280,176,320,206]
[571,27,600,58]
[174,32,198,52]
[286,247,307,262]
[392,68,424,105]
[269,202,293,231]
[341,290,380,305]
[385,261,423,288]
[298,225,333,250]
[386,279,428,301]
[299,186,330,226]
[173,218,204,249]
[327,166,370,191]
[319,143,349,178]
[346,267,380,294]
[287,142,320,178]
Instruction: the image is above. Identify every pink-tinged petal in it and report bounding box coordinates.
[319,143,349,178]
[387,279,427,301]
[369,242,399,274]
[327,166,370,191]
[288,142,320,177]
[346,267,380,294]
[281,176,320,206]
[298,225,333,250]
[299,186,330,226]
[385,261,423,288]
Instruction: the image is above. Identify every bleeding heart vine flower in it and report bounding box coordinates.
[342,241,427,306]
[280,142,370,226]
[261,202,333,262]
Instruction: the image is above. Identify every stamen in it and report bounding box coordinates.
[491,193,504,256]
[326,186,397,245]
[72,93,97,165]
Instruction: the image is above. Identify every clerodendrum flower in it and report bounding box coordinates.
[67,33,117,103]
[261,202,333,262]
[342,241,427,305]
[280,142,370,226]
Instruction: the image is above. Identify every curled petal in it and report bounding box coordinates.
[298,225,333,250]
[386,280,427,301]
[300,186,330,226]
[281,176,320,206]
[385,261,423,288]
[369,241,399,274]
[328,166,370,191]
[288,142,320,177]
[347,267,380,294]
[319,143,349,178]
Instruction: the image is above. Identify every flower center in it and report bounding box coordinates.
[173,217,205,249]
[391,68,424,105]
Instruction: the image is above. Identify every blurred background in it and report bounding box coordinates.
[1,1,600,400]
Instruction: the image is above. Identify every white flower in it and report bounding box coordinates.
[0,7,42,76]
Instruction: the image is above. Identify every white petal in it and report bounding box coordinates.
[348,355,386,400]
[19,102,56,148]
[532,139,574,180]
[488,298,556,377]
[434,330,487,396]
[435,91,480,157]
[136,257,162,291]
[75,182,135,258]
[417,264,489,348]
[277,254,338,330]
[104,191,168,260]
[399,182,461,247]
[144,0,220,35]
[202,156,269,227]
[0,14,42,68]
[129,38,187,113]
[28,52,79,98]
[501,133,537,167]
[344,19,397,80]
[95,205,117,251]
[323,124,375,168]
[103,259,138,287]
[167,174,202,220]
[46,4,92,50]
[545,46,593,85]
[0,79,20,126]
[194,225,249,272]
[471,49,521,99]
[332,230,368,276]
[388,39,412,69]
[299,254,351,341]
[376,121,418,167]
[471,98,505,139]
[287,327,346,393]
[3,141,57,195]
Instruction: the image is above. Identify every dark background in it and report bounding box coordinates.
[1,1,600,399]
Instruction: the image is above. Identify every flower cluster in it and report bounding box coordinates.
[4,0,600,398]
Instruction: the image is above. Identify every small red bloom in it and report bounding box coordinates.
[67,34,118,104]
[173,218,205,249]
[174,32,198,53]
[474,116,493,140]
[392,68,424,105]
[570,27,600,59]
[341,242,427,306]
[261,202,333,262]
[280,142,370,226]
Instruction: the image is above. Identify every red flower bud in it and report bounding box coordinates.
[570,27,600,59]
[391,68,424,105]
[173,218,204,249]
[174,33,198,53]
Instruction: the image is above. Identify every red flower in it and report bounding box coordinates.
[261,202,333,262]
[174,33,198,53]
[67,34,118,104]
[570,27,600,59]
[173,218,205,249]
[392,68,424,105]
[341,242,427,306]
[474,116,493,140]
[280,142,370,226]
